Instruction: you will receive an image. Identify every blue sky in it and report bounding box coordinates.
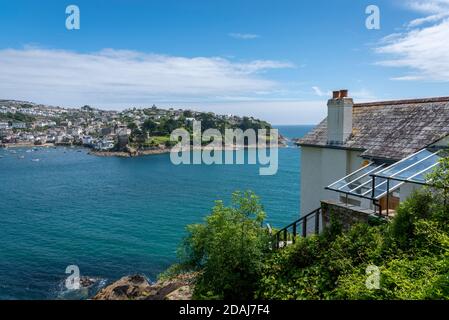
[0,0,448,124]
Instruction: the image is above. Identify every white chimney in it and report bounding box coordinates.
[327,89,353,145]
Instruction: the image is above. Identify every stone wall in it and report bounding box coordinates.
[320,200,380,231]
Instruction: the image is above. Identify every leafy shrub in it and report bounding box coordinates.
[257,188,449,300]
[176,191,271,300]
[389,190,433,250]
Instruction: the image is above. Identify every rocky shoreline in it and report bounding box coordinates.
[92,273,196,300]
[2,135,289,158]
[89,147,171,158]
[89,140,289,158]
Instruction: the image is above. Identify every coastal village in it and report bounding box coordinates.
[0,99,271,155]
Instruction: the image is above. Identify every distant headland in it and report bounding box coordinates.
[0,99,286,157]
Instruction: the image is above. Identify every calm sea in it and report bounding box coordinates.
[0,125,313,299]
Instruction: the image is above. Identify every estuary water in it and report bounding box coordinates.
[0,125,313,299]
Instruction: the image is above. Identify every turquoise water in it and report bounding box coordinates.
[0,125,313,299]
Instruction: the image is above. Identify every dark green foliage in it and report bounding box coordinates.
[255,152,449,300]
[176,191,271,300]
[142,119,157,134]
[0,112,36,123]
[257,186,449,300]
[427,152,449,209]
[389,190,433,250]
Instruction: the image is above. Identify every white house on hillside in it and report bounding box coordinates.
[297,90,449,217]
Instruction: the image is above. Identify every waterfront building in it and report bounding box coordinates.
[82,135,93,146]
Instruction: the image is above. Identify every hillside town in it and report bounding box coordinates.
[0,100,272,153]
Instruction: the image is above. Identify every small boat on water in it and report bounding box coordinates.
[18,155,25,159]
[31,158,40,162]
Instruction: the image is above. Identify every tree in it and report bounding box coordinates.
[183,110,193,118]
[81,105,93,111]
[197,113,216,131]
[142,119,157,134]
[177,191,271,300]
[162,118,179,134]
[127,122,138,131]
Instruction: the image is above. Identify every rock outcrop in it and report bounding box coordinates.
[92,273,196,300]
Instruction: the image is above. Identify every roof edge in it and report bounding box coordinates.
[354,96,449,108]
[297,142,366,152]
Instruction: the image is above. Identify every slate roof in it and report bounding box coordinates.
[297,97,449,161]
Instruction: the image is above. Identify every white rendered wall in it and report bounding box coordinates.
[300,146,364,216]
[300,146,324,215]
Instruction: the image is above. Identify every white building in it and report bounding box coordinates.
[82,135,93,146]
[95,139,115,151]
[35,120,57,128]
[0,122,9,129]
[12,122,27,129]
[297,90,449,217]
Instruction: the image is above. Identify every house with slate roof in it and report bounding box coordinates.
[296,90,449,217]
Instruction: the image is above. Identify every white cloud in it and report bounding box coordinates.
[405,0,449,14]
[407,12,449,27]
[228,33,261,40]
[311,86,328,97]
[0,47,293,108]
[375,0,449,82]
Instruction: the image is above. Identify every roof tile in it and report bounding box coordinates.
[297,99,449,160]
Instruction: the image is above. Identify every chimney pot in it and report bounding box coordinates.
[332,91,340,99]
[340,89,348,98]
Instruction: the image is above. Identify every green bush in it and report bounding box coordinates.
[176,191,271,300]
[167,186,448,300]
[389,190,433,250]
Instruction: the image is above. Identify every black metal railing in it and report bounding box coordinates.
[273,208,322,249]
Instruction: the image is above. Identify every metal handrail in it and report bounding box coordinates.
[273,208,322,249]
